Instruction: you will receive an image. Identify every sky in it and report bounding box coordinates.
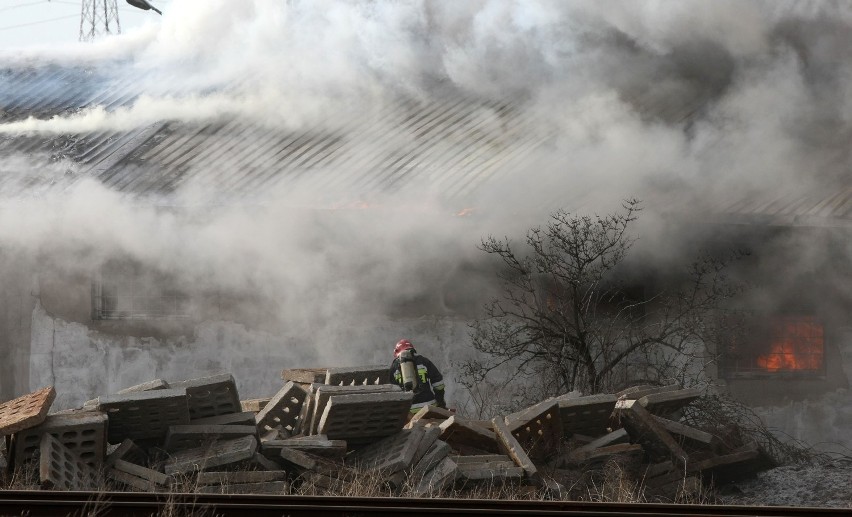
[0,0,168,48]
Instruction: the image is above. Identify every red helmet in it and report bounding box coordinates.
[394,339,415,358]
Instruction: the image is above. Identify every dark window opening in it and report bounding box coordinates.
[723,314,825,377]
[92,261,189,320]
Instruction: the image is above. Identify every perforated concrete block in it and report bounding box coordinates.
[169,373,242,420]
[164,435,258,476]
[163,425,257,452]
[309,384,401,435]
[438,416,500,454]
[97,388,190,443]
[324,365,389,386]
[255,381,307,435]
[0,386,55,436]
[14,411,108,468]
[317,391,413,442]
[349,427,423,473]
[39,433,98,490]
[556,393,618,437]
[505,399,562,461]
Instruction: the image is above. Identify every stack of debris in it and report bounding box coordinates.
[0,370,776,500]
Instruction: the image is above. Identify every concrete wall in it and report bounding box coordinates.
[0,254,37,402]
[28,299,470,410]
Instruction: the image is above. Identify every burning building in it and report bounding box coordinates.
[0,1,851,453]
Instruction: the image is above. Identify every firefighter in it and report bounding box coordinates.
[389,339,447,412]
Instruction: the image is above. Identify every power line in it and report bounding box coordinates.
[0,0,52,13]
[0,13,77,31]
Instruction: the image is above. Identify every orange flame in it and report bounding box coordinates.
[756,317,824,372]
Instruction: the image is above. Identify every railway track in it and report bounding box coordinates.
[0,491,846,517]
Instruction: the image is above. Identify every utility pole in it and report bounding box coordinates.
[79,0,122,42]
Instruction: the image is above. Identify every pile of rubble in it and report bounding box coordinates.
[0,366,776,499]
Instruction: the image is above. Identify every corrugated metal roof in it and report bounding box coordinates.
[0,63,544,206]
[1,64,850,226]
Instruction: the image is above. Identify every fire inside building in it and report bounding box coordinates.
[0,62,850,452]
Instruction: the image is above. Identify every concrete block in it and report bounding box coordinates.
[688,442,768,484]
[262,436,347,459]
[638,388,701,417]
[39,433,98,490]
[282,368,327,384]
[505,399,562,461]
[113,459,169,486]
[411,427,442,468]
[412,456,457,496]
[570,428,629,457]
[241,398,271,413]
[349,427,423,473]
[164,435,257,476]
[438,416,500,454]
[309,384,400,435]
[169,373,242,420]
[278,448,354,479]
[105,438,146,467]
[190,411,257,426]
[453,454,511,464]
[453,454,522,480]
[197,470,288,485]
[117,379,169,394]
[617,400,688,465]
[0,386,55,436]
[252,451,284,471]
[317,391,412,442]
[325,365,389,386]
[198,481,289,494]
[491,417,537,479]
[108,467,157,492]
[652,416,718,449]
[256,382,308,435]
[410,439,450,480]
[565,442,644,466]
[163,425,257,452]
[14,411,108,468]
[405,405,453,429]
[556,393,617,437]
[97,388,190,443]
[617,384,681,399]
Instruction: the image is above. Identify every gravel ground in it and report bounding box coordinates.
[718,459,852,508]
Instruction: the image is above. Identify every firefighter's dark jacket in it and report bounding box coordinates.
[389,354,446,410]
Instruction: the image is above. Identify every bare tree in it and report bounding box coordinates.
[458,199,739,410]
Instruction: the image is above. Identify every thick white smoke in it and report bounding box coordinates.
[1,1,851,422]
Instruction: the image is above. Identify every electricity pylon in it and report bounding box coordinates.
[79,0,122,42]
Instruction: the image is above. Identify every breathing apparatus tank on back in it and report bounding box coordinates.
[394,339,420,392]
[398,348,420,392]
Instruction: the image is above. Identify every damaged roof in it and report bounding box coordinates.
[0,64,543,206]
[1,63,851,226]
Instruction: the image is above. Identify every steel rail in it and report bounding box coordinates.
[0,491,847,517]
